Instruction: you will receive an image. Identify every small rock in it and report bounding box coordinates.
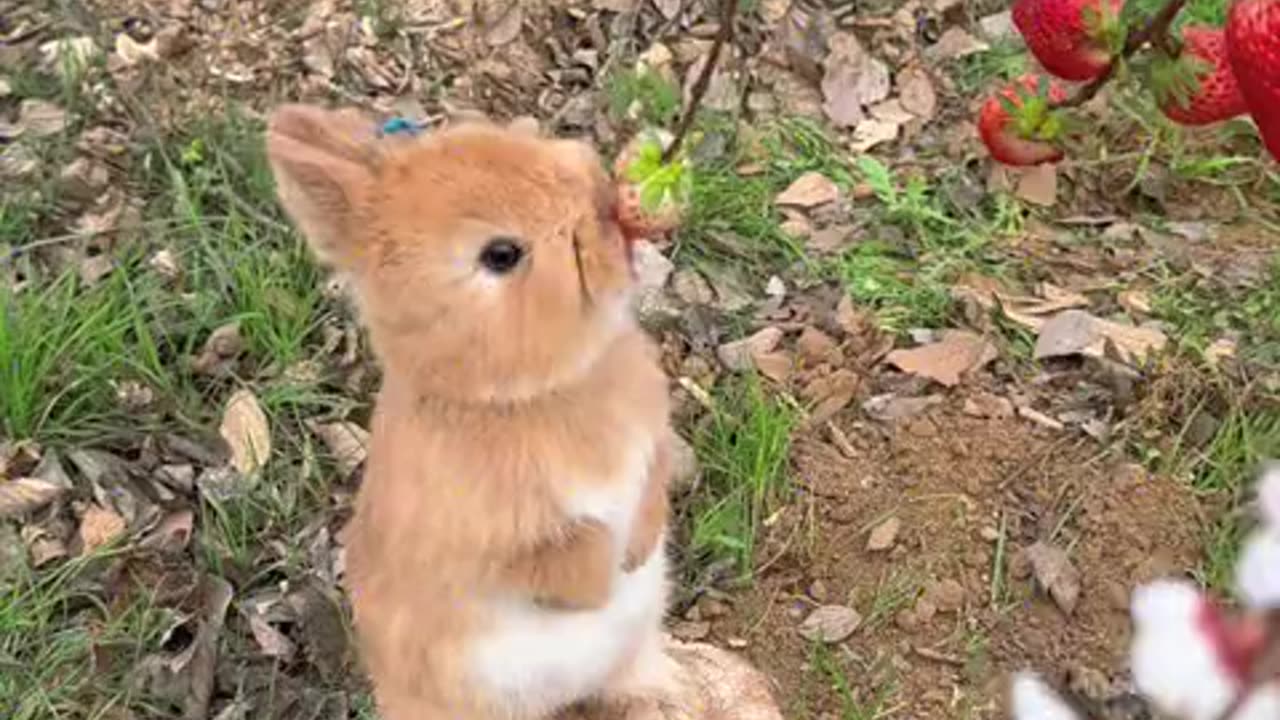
[979,526,1000,542]
[672,620,711,642]
[808,579,829,603]
[765,275,786,299]
[672,269,715,306]
[726,637,749,649]
[867,517,901,551]
[798,605,862,643]
[698,596,731,619]
[978,11,1017,41]
[863,394,943,422]
[962,392,1014,419]
[670,433,699,494]
[926,579,966,613]
[780,217,814,240]
[1018,405,1065,431]
[912,598,937,624]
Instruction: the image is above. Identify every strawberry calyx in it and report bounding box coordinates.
[1081,0,1127,58]
[998,77,1068,144]
[1149,47,1212,110]
[613,127,692,241]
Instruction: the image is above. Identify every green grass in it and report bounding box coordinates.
[605,66,682,128]
[1192,410,1280,593]
[1154,253,1280,370]
[0,547,172,720]
[809,641,900,720]
[687,373,797,576]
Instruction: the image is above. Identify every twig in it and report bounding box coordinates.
[1051,0,1188,109]
[661,0,739,163]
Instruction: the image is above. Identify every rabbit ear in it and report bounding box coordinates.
[266,104,381,267]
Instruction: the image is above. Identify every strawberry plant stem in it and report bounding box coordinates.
[662,0,739,164]
[1051,0,1188,109]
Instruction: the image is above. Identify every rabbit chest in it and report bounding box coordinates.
[466,429,669,716]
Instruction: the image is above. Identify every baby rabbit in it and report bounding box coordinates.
[265,105,680,720]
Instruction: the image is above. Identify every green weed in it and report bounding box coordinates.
[688,374,796,576]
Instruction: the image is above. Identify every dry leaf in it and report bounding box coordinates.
[653,0,682,19]
[1206,337,1237,365]
[754,351,794,384]
[884,330,998,387]
[483,4,523,46]
[1033,309,1167,366]
[79,504,126,553]
[1118,290,1152,316]
[821,33,890,128]
[307,421,370,477]
[775,172,840,209]
[193,323,243,376]
[926,27,990,61]
[717,327,784,371]
[184,575,235,720]
[1025,541,1081,615]
[850,118,900,153]
[997,285,1091,332]
[863,394,944,422]
[18,99,69,138]
[1016,164,1058,207]
[115,33,160,66]
[0,477,63,519]
[897,66,937,122]
[248,615,297,659]
[39,37,98,79]
[220,389,271,476]
[799,605,862,643]
[867,516,900,551]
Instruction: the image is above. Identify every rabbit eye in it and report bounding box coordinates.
[478,237,525,274]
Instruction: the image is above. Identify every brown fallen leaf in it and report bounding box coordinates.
[867,516,901,551]
[1033,309,1167,367]
[79,503,127,553]
[884,330,998,387]
[18,99,69,139]
[1016,164,1058,207]
[0,477,64,519]
[1025,540,1081,615]
[821,33,890,128]
[996,284,1091,332]
[775,171,840,209]
[192,323,243,376]
[483,4,523,46]
[717,327,784,371]
[799,605,862,643]
[1118,290,1152,316]
[248,614,297,659]
[753,350,794,384]
[850,118,901,153]
[307,421,370,477]
[897,65,937,122]
[925,26,990,61]
[184,574,235,720]
[863,394,944,422]
[220,389,272,476]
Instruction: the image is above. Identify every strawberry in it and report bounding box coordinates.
[978,74,1070,166]
[613,128,690,240]
[1226,0,1280,161]
[1012,0,1125,81]
[1155,26,1249,126]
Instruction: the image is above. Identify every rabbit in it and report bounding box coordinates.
[264,104,682,720]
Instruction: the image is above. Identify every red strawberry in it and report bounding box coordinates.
[1226,0,1280,161]
[1157,27,1249,126]
[978,74,1070,166]
[613,128,689,240]
[1013,0,1125,81]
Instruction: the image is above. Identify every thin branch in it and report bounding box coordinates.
[661,0,739,163]
[1051,0,1187,109]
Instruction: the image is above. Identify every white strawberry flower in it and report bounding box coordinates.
[1130,580,1241,720]
[1238,463,1280,609]
[1233,684,1280,720]
[1010,672,1080,720]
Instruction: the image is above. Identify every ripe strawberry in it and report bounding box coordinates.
[1012,0,1125,81]
[613,128,690,240]
[978,74,1070,166]
[1156,27,1249,126]
[1226,0,1280,161]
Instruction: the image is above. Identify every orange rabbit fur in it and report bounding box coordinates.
[265,105,679,720]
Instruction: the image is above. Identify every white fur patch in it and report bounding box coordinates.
[466,436,666,717]
[468,536,668,717]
